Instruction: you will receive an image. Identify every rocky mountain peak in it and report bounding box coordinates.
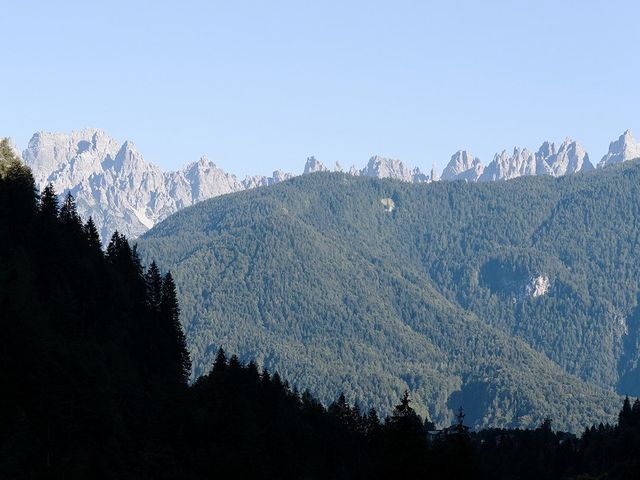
[536,141,556,160]
[551,139,593,176]
[441,150,484,182]
[430,164,439,182]
[303,156,329,174]
[598,129,640,167]
[360,155,428,183]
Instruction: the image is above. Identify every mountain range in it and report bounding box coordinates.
[19,128,640,241]
[137,159,640,431]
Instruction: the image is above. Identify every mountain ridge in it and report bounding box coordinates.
[19,128,640,241]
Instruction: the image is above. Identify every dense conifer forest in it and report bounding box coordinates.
[139,163,640,430]
[2,139,640,479]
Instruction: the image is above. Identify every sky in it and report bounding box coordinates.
[1,0,639,177]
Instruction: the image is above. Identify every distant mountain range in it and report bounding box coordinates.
[19,128,640,241]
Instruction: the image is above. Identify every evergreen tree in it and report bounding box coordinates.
[106,230,125,260]
[39,183,59,219]
[59,192,80,226]
[380,391,427,477]
[619,396,633,429]
[213,346,227,373]
[228,354,241,371]
[145,261,163,311]
[0,139,37,235]
[329,393,351,425]
[386,391,425,442]
[160,272,191,386]
[83,217,101,251]
[366,407,381,435]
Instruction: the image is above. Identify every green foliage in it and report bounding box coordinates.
[139,163,640,431]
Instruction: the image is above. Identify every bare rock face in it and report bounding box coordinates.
[455,138,593,183]
[480,148,540,182]
[22,129,285,242]
[242,170,295,189]
[441,150,484,182]
[542,139,594,177]
[525,275,550,298]
[303,156,329,174]
[430,164,439,182]
[360,155,429,183]
[182,156,243,203]
[598,130,640,167]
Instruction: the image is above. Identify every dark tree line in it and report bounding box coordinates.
[1,141,640,479]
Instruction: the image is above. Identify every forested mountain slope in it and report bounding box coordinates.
[139,162,640,430]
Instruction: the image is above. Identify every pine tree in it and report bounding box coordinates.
[213,347,227,373]
[246,360,260,383]
[39,184,59,219]
[106,231,124,260]
[0,139,37,230]
[329,393,349,416]
[83,217,101,251]
[387,390,424,438]
[619,396,633,429]
[228,354,241,371]
[395,390,414,417]
[260,367,270,386]
[366,407,381,435]
[59,192,80,226]
[160,272,191,386]
[145,261,163,311]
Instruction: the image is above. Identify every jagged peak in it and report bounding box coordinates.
[536,141,556,160]
[441,150,483,182]
[303,156,328,174]
[360,155,427,182]
[430,164,439,182]
[599,129,640,168]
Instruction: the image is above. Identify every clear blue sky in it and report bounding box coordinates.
[2,0,639,176]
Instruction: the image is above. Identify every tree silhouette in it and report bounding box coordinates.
[39,183,59,219]
[145,261,163,311]
[160,271,192,386]
[83,216,101,251]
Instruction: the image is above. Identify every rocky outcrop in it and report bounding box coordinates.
[598,130,640,167]
[525,275,550,298]
[542,139,594,177]
[441,150,484,182]
[360,155,430,183]
[480,148,541,182]
[303,156,329,174]
[22,129,286,241]
[444,138,594,183]
[430,164,439,182]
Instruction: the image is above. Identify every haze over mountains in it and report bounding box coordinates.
[19,128,640,241]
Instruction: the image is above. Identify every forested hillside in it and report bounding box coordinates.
[139,162,640,430]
